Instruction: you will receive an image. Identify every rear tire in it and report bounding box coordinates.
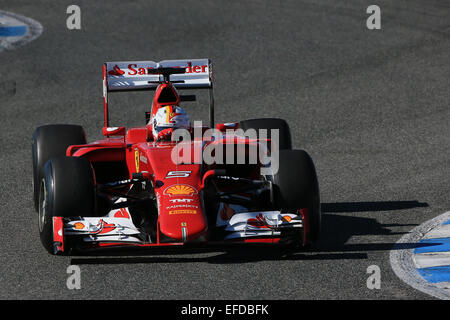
[32,124,86,211]
[38,156,96,254]
[238,118,292,150]
[272,149,321,247]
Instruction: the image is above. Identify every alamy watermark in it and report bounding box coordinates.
[366,265,381,290]
[366,5,381,30]
[169,121,280,175]
[66,5,81,30]
[66,265,81,290]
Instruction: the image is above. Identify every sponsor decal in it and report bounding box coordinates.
[134,148,139,172]
[167,204,199,210]
[184,61,208,74]
[74,222,85,230]
[281,215,292,223]
[140,154,148,164]
[107,62,208,78]
[129,62,207,76]
[108,65,125,76]
[169,209,197,215]
[169,198,194,203]
[165,170,191,179]
[164,184,197,196]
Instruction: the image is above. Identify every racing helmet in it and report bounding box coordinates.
[151,105,190,138]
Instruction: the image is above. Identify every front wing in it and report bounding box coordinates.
[52,200,305,254]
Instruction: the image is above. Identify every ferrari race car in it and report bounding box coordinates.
[32,59,321,255]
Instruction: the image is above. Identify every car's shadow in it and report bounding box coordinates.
[70,200,430,265]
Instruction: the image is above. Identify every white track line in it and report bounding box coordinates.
[414,252,450,269]
[0,10,43,52]
[423,224,450,239]
[390,211,450,300]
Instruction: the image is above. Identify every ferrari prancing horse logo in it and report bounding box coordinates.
[134,148,139,172]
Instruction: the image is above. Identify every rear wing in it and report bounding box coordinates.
[104,59,212,91]
[102,59,214,127]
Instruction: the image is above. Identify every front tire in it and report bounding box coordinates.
[32,124,87,211]
[38,156,96,254]
[272,149,321,247]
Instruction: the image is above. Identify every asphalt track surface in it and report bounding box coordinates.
[0,0,449,300]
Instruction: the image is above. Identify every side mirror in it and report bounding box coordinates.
[216,122,238,132]
[103,126,126,137]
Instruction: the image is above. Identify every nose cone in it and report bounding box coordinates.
[145,144,207,242]
[157,186,207,242]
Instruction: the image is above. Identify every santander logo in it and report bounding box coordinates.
[108,65,125,76]
[108,62,207,77]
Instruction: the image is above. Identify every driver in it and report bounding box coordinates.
[150,105,190,141]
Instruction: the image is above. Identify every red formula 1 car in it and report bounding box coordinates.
[32,59,321,255]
